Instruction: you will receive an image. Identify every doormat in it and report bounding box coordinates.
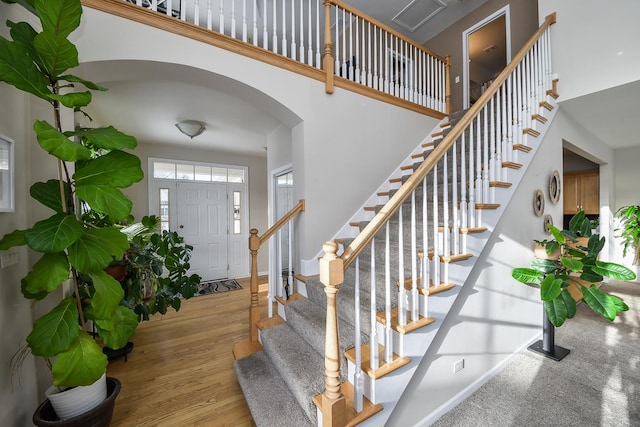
[197,278,242,296]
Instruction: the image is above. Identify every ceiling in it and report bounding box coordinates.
[84,0,638,157]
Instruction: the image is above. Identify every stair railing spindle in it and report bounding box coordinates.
[398,205,406,327]
[354,257,363,413]
[411,191,418,322]
[281,0,287,57]
[432,164,439,288]
[482,104,489,204]
[370,239,379,370]
[384,222,393,363]
[452,139,459,255]
[291,0,296,61]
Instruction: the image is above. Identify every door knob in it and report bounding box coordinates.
[179,225,184,229]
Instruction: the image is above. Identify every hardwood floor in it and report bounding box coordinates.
[107,277,270,426]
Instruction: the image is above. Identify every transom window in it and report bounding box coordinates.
[153,160,245,183]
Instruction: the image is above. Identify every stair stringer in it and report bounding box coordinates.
[343,99,559,427]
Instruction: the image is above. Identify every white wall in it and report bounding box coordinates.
[74,7,440,268]
[537,0,640,102]
[613,146,640,280]
[388,108,564,426]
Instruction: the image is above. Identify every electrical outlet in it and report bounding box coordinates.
[455,75,460,84]
[454,358,465,373]
[1,251,18,268]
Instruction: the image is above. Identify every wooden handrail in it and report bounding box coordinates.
[329,0,447,63]
[259,199,305,246]
[340,12,557,270]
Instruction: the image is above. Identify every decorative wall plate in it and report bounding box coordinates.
[549,170,561,205]
[544,214,553,235]
[533,189,544,217]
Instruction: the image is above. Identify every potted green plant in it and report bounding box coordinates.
[0,0,142,423]
[512,211,636,360]
[115,215,202,322]
[615,205,640,266]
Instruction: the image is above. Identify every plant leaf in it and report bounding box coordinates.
[6,20,47,72]
[540,274,562,301]
[22,252,69,295]
[569,211,586,234]
[530,258,557,274]
[30,179,70,213]
[26,297,78,357]
[58,74,107,91]
[560,289,577,318]
[592,261,637,281]
[0,36,51,101]
[3,0,38,15]
[34,120,92,161]
[89,270,124,321]
[24,213,84,253]
[544,298,568,327]
[33,32,78,77]
[545,240,559,255]
[51,331,108,387]
[75,184,133,221]
[48,91,91,108]
[579,271,603,283]
[581,285,617,321]
[68,227,129,273]
[74,150,144,189]
[0,229,26,250]
[610,295,629,312]
[511,268,542,285]
[549,223,565,244]
[96,306,138,350]
[561,257,583,272]
[587,234,605,255]
[36,0,82,39]
[67,126,137,150]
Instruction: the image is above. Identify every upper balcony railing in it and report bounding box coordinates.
[83,0,449,118]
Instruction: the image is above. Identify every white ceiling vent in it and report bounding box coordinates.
[392,0,447,33]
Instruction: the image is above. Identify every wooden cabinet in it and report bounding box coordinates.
[563,170,599,214]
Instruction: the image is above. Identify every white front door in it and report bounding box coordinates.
[176,182,228,281]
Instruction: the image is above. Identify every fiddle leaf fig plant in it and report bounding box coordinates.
[0,0,142,387]
[512,211,636,327]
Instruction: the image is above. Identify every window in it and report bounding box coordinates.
[159,188,170,232]
[152,161,245,183]
[233,191,241,234]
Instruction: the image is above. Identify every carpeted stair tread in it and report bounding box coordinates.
[234,351,314,427]
[284,298,366,377]
[260,323,327,423]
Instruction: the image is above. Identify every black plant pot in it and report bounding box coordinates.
[527,307,571,361]
[33,377,121,427]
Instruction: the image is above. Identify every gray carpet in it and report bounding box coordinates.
[432,280,640,427]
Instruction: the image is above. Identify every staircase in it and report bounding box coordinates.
[234,13,558,427]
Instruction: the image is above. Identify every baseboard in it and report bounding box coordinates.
[416,331,541,426]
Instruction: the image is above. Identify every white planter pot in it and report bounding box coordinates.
[44,372,107,420]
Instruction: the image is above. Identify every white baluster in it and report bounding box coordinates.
[354,257,363,413]
[443,151,449,259]
[334,6,340,75]
[411,191,418,322]
[277,229,283,300]
[499,82,507,182]
[151,0,157,11]
[281,0,287,57]
[475,115,482,217]
[219,0,225,34]
[166,0,173,16]
[394,37,400,96]
[384,223,393,363]
[180,0,186,21]
[422,175,430,292]
[242,0,247,42]
[288,221,293,296]
[231,0,237,38]
[262,0,268,49]
[355,16,360,83]
[341,8,347,77]
[460,132,468,231]
[307,0,313,66]
[315,0,321,68]
[348,12,354,81]
[194,0,201,26]
[398,205,406,328]
[482,104,489,205]
[371,24,377,90]
[378,28,384,91]
[432,163,439,288]
[468,120,475,228]
[383,30,389,93]
[370,239,379,370]
[272,0,277,53]
[299,0,305,63]
[206,0,212,29]
[290,0,296,61]
[452,139,459,255]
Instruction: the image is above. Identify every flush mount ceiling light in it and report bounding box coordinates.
[175,120,206,139]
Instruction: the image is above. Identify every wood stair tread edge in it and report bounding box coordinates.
[344,343,411,380]
[312,381,383,427]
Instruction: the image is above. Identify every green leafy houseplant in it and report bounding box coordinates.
[512,211,636,327]
[615,205,640,266]
[0,0,142,388]
[117,215,202,322]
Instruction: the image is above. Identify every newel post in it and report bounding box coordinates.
[249,228,261,342]
[323,0,334,94]
[319,241,345,426]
